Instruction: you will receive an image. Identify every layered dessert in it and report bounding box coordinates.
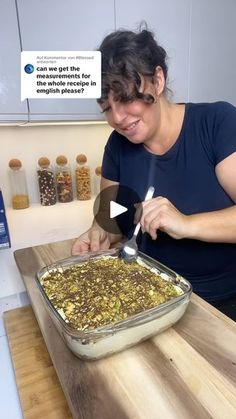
[40,256,182,331]
[37,254,191,359]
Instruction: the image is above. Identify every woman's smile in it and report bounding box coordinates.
[119,119,140,135]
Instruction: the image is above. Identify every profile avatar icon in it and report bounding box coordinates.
[24,64,34,74]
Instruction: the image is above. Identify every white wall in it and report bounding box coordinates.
[0,123,112,207]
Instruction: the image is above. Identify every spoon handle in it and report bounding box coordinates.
[133,186,155,237]
[144,186,155,200]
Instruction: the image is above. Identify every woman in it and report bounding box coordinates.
[72,28,236,320]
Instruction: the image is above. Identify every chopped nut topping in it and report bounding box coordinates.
[40,257,182,331]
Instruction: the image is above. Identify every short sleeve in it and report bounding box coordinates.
[101,131,121,181]
[212,102,236,164]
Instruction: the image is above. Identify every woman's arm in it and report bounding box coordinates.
[72,177,123,255]
[140,152,236,243]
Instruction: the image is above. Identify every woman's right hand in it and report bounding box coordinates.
[71,226,113,255]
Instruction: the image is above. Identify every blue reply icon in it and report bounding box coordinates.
[24,64,34,74]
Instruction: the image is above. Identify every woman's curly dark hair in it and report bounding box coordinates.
[97,27,168,105]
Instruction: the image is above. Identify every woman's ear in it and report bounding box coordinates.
[153,66,165,96]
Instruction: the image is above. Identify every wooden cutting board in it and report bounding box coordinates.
[13,240,236,419]
[4,305,72,419]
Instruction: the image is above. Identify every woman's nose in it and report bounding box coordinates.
[111,103,126,124]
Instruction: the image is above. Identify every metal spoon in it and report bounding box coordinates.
[119,186,155,262]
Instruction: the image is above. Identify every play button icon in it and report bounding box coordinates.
[93,185,142,235]
[110,201,127,218]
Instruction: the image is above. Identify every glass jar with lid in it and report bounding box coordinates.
[55,155,73,203]
[37,157,57,206]
[93,165,102,196]
[75,154,91,200]
[8,159,29,209]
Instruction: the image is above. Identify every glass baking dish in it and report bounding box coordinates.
[36,249,192,360]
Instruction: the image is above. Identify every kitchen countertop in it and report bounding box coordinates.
[13,238,236,419]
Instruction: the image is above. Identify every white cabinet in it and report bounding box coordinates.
[17,0,115,121]
[1,0,235,123]
[189,0,236,105]
[0,0,28,122]
[115,0,191,103]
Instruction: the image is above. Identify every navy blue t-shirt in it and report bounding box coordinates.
[102,102,236,302]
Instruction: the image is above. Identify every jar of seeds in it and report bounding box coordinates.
[55,155,73,203]
[8,159,29,209]
[37,157,57,206]
[75,154,91,200]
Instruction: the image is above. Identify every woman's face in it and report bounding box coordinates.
[100,78,163,146]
